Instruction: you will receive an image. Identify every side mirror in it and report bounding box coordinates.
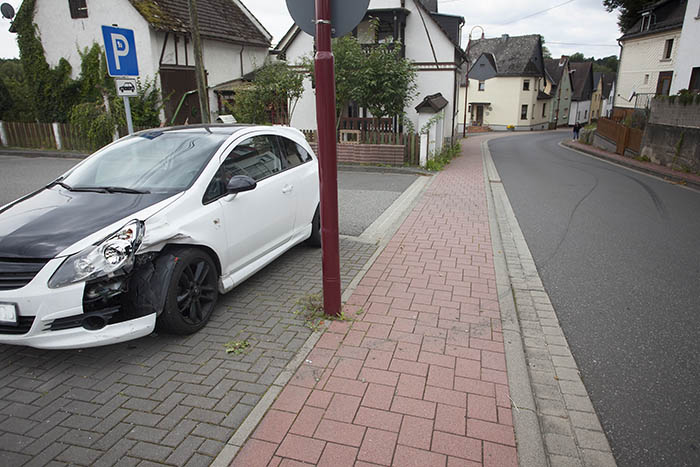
[226,175,257,194]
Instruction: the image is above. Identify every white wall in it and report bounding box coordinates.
[670,0,700,94]
[569,100,591,125]
[616,29,681,108]
[35,0,156,79]
[284,30,317,130]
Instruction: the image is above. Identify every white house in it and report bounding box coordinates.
[17,0,272,124]
[569,61,594,125]
[614,0,685,110]
[670,0,700,93]
[459,34,549,131]
[275,0,466,146]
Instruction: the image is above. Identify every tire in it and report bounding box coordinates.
[306,205,321,247]
[157,248,219,335]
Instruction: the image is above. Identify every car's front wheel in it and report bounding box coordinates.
[157,248,219,334]
[306,205,321,247]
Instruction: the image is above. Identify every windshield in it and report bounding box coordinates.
[62,130,229,194]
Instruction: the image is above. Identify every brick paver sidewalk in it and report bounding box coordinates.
[231,137,518,466]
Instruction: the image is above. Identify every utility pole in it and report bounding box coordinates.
[188,0,210,123]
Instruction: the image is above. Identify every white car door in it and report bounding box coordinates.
[277,136,318,235]
[204,134,297,275]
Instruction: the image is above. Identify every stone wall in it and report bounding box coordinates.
[640,98,700,173]
[648,99,700,128]
[309,143,405,166]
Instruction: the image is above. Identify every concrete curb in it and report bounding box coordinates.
[212,173,436,467]
[337,163,433,176]
[560,141,700,191]
[482,140,548,467]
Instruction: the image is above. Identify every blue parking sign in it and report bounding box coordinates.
[102,26,139,77]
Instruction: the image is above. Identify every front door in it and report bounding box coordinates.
[476,105,484,126]
[656,71,673,96]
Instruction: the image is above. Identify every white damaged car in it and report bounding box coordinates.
[0,125,320,349]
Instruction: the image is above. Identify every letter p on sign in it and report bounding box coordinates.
[102,26,139,77]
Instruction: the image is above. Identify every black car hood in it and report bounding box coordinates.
[0,187,173,259]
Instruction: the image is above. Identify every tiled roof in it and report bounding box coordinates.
[544,57,568,86]
[569,61,593,101]
[128,0,270,47]
[415,93,449,113]
[467,34,544,77]
[619,0,685,40]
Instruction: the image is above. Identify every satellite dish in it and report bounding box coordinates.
[1,3,15,20]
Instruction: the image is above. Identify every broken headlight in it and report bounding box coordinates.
[48,220,144,289]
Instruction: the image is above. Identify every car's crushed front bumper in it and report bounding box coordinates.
[0,258,156,349]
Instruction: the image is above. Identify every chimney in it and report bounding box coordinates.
[559,55,568,65]
[501,34,509,40]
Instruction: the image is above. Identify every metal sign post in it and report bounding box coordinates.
[116,78,138,134]
[102,26,139,136]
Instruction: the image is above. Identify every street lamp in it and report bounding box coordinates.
[463,25,484,138]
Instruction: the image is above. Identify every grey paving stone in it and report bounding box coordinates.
[581,449,617,467]
[544,433,580,457]
[574,428,611,451]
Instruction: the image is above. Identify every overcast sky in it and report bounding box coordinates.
[0,0,622,60]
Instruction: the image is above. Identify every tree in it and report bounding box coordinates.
[603,0,656,32]
[569,52,586,62]
[540,37,552,60]
[231,61,305,125]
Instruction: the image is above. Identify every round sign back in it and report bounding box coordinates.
[1,3,15,20]
[286,0,370,38]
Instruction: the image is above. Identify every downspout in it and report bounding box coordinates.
[239,44,245,77]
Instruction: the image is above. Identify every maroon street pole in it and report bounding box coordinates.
[315,0,341,317]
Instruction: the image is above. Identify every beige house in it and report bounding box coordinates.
[615,0,685,110]
[460,34,549,131]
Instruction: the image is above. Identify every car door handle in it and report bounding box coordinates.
[282,185,294,194]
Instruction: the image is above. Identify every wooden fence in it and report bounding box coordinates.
[301,129,421,166]
[2,121,56,149]
[596,117,643,155]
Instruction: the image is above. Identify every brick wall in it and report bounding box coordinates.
[309,143,404,166]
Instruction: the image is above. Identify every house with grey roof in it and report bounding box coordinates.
[568,61,594,125]
[275,0,467,145]
[615,0,686,110]
[15,0,272,124]
[544,56,573,127]
[460,34,549,131]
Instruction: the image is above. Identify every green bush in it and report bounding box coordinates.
[426,142,461,171]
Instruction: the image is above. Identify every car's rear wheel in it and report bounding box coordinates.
[157,248,219,334]
[306,205,321,247]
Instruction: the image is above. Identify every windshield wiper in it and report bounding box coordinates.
[99,186,151,194]
[47,180,105,193]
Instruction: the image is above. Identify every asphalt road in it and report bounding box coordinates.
[489,131,700,467]
[0,155,418,237]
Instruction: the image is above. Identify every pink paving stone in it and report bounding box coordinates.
[323,377,367,397]
[343,330,365,347]
[391,396,436,419]
[447,456,481,467]
[359,368,399,387]
[328,320,352,334]
[392,445,447,467]
[332,358,364,380]
[362,383,395,410]
[432,431,482,462]
[456,358,481,380]
[316,332,344,350]
[434,403,467,436]
[468,394,498,423]
[495,384,511,408]
[290,365,323,389]
[317,443,359,467]
[366,323,393,339]
[306,348,336,368]
[484,441,518,467]
[251,410,297,444]
[481,368,508,385]
[393,317,416,333]
[352,321,372,332]
[354,406,403,432]
[230,438,278,467]
[498,406,513,426]
[445,344,481,361]
[268,456,282,467]
[278,458,308,467]
[427,365,455,390]
[362,337,397,352]
[276,434,326,464]
[337,345,369,361]
[306,390,333,409]
[272,385,312,413]
[419,352,456,369]
[394,342,421,361]
[365,349,394,370]
[397,415,434,450]
[325,393,362,423]
[396,373,426,399]
[289,405,325,437]
[467,419,516,447]
[314,419,367,447]
[358,428,398,466]
[424,386,467,408]
[389,359,429,377]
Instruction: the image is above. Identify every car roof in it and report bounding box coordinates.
[135,124,307,141]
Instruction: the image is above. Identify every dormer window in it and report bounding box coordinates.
[69,0,88,19]
[641,12,651,31]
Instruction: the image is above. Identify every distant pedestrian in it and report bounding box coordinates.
[573,122,581,140]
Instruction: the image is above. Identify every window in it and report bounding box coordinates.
[644,74,650,85]
[279,137,312,169]
[523,80,530,91]
[68,0,88,19]
[690,67,700,92]
[542,103,547,117]
[478,80,485,91]
[203,135,284,204]
[521,104,528,120]
[663,39,674,60]
[584,110,588,119]
[641,12,651,31]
